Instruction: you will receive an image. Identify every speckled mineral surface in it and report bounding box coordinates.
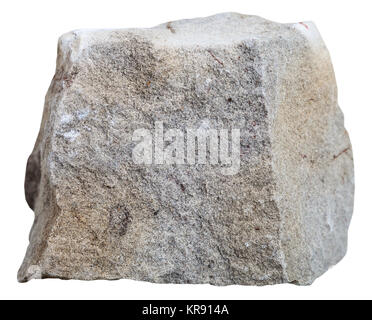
[19,13,354,285]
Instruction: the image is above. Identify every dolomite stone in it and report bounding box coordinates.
[19,13,354,285]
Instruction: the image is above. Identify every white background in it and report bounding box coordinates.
[0,0,371,300]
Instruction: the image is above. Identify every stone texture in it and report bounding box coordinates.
[19,13,354,285]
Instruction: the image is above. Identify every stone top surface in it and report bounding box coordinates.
[59,13,322,51]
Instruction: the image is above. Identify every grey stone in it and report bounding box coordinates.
[19,13,354,285]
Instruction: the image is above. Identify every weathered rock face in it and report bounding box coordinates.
[19,13,354,285]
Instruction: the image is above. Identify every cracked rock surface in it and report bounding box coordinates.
[19,13,354,285]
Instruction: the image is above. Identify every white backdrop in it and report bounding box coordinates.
[0,0,370,300]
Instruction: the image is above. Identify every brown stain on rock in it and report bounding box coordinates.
[166,22,176,34]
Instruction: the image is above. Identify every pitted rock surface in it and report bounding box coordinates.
[19,13,354,285]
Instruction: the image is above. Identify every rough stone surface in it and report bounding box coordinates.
[19,13,354,285]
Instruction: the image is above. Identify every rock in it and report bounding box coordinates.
[18,13,354,285]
